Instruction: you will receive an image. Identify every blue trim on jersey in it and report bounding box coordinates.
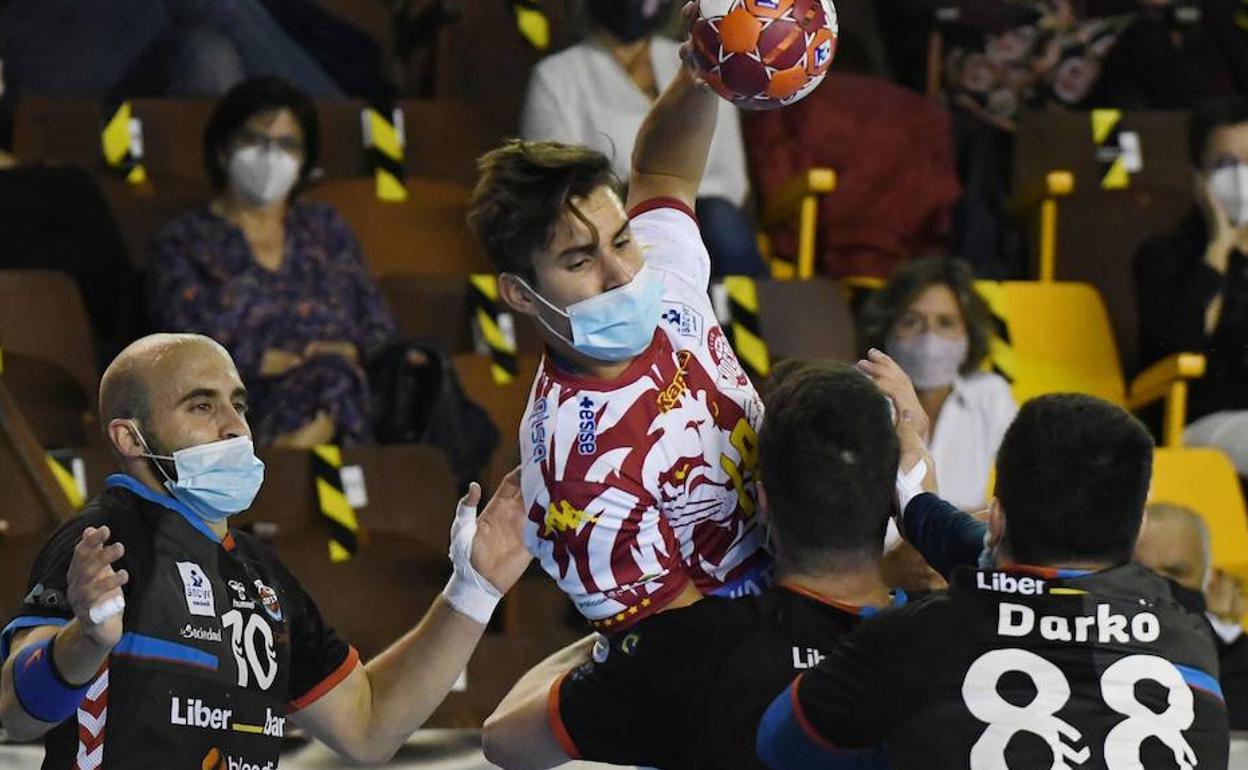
[757,683,888,770]
[1176,664,1225,701]
[106,473,221,543]
[1,616,69,661]
[114,632,219,671]
[860,589,907,618]
[710,562,774,599]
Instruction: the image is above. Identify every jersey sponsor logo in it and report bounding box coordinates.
[591,636,611,663]
[662,303,704,340]
[174,697,285,738]
[180,623,223,643]
[176,561,216,617]
[201,748,277,770]
[997,602,1161,644]
[23,582,66,609]
[529,397,548,464]
[976,572,1046,595]
[577,397,598,456]
[657,350,694,413]
[707,326,750,389]
[253,581,282,622]
[227,580,257,610]
[170,696,231,730]
[618,632,641,655]
[814,39,833,68]
[543,500,599,536]
[792,646,827,670]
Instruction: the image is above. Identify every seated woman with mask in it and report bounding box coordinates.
[858,256,1016,511]
[149,77,400,448]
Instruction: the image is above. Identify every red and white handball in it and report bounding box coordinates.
[690,0,838,110]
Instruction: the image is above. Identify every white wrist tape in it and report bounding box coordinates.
[89,594,125,625]
[441,498,502,625]
[896,459,929,522]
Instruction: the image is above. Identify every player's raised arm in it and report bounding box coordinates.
[626,3,720,212]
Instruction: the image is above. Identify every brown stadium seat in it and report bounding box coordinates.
[11,98,100,168]
[400,99,491,186]
[1010,110,1192,375]
[233,445,461,661]
[0,271,100,443]
[453,353,542,493]
[379,273,544,356]
[305,177,491,275]
[98,175,213,270]
[751,277,858,364]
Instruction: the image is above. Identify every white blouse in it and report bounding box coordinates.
[520,36,750,207]
[928,372,1018,511]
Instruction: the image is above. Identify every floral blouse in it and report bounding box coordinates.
[149,201,398,444]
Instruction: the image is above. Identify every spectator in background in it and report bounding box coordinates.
[0,0,343,102]
[859,257,1016,510]
[149,78,399,448]
[1135,97,1248,476]
[520,0,766,277]
[0,59,138,360]
[1135,502,1248,729]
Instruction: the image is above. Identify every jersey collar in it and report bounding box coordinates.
[779,581,908,618]
[105,473,228,546]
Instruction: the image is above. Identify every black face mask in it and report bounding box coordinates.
[586,0,672,44]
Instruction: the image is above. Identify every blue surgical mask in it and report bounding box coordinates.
[516,264,663,362]
[132,425,265,522]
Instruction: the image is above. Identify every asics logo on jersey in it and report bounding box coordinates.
[998,602,1161,644]
[544,500,599,535]
[976,572,1046,595]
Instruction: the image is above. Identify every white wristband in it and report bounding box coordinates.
[441,493,503,625]
[89,595,125,625]
[895,459,929,522]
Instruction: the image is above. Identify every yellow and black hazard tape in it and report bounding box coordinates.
[723,277,771,383]
[512,0,550,50]
[975,281,1016,384]
[469,274,519,384]
[310,445,361,562]
[100,101,147,185]
[362,104,407,202]
[1091,109,1129,191]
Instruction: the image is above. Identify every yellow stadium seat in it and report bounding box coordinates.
[976,281,1204,447]
[1148,447,1248,625]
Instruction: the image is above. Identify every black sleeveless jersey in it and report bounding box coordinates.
[2,475,357,770]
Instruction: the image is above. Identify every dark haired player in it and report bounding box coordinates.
[481,358,919,770]
[758,394,1230,769]
[466,4,768,634]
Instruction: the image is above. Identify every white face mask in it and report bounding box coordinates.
[885,332,969,390]
[227,145,300,206]
[1208,163,1248,228]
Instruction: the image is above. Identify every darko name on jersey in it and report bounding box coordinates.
[997,602,1161,644]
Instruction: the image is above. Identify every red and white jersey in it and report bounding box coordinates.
[519,198,770,632]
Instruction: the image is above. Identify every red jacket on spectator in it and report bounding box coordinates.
[744,73,961,279]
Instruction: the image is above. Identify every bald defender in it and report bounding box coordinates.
[0,333,531,769]
[1136,502,1248,729]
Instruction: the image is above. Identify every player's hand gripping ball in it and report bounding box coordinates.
[690,0,838,110]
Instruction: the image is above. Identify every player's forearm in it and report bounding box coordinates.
[0,624,107,741]
[632,67,719,194]
[358,597,488,756]
[493,634,595,718]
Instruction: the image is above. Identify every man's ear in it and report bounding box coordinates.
[499,273,538,318]
[107,419,145,459]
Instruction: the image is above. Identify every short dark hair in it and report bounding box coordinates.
[758,361,899,573]
[202,77,320,191]
[858,256,992,376]
[1190,97,1248,167]
[466,139,623,280]
[995,394,1154,566]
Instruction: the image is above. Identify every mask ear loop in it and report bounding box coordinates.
[128,420,177,484]
[508,274,577,346]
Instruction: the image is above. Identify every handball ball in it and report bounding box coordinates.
[691,0,838,110]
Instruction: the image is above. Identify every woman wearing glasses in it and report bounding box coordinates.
[149,77,399,448]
